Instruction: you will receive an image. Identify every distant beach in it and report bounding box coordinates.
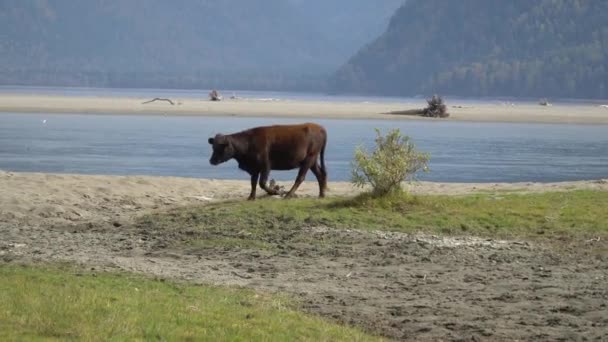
[1,93,607,124]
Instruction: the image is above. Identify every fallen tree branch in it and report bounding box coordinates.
[384,95,450,118]
[142,97,175,105]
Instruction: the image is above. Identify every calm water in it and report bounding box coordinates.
[1,113,607,183]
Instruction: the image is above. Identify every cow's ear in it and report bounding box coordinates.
[208,137,214,145]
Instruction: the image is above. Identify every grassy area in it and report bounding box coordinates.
[0,264,379,341]
[139,190,608,251]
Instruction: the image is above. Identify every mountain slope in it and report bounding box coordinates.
[331,0,608,99]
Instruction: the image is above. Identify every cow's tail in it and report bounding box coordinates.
[320,129,328,191]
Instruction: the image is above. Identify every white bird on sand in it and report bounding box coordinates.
[42,119,47,124]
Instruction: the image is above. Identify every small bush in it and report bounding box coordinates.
[423,94,449,118]
[351,128,430,196]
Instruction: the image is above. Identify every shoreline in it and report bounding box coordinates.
[1,93,608,124]
[2,170,607,228]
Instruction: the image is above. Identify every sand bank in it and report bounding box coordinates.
[1,94,608,124]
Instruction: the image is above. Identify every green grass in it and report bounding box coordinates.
[0,264,379,341]
[139,190,608,251]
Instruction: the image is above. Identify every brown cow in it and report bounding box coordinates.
[208,122,327,200]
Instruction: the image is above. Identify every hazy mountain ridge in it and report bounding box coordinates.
[0,0,402,90]
[331,0,608,99]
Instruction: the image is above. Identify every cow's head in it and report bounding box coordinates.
[208,134,235,165]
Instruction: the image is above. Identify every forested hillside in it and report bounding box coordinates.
[0,0,401,90]
[331,0,608,99]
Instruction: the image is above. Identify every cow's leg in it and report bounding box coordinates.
[248,173,259,200]
[284,161,313,198]
[310,162,326,198]
[259,168,280,196]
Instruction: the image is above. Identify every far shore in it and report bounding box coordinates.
[1,93,608,124]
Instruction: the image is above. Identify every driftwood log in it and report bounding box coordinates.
[142,98,175,105]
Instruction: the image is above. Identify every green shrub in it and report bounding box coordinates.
[351,128,430,196]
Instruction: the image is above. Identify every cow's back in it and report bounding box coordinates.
[248,123,326,170]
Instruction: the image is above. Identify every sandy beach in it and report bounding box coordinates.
[1,93,608,124]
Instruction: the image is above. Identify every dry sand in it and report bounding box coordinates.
[1,171,607,341]
[1,93,608,124]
